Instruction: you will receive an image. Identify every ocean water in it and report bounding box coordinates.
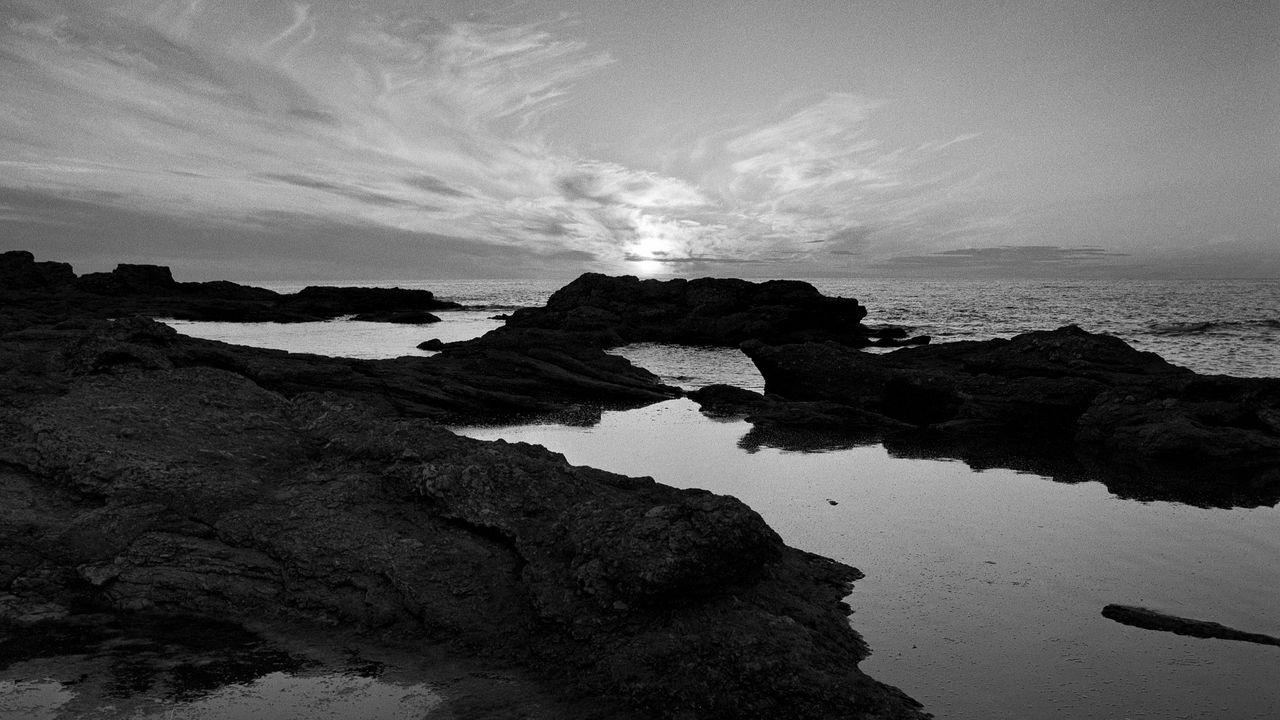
[23,277,1280,719]
[165,276,1280,380]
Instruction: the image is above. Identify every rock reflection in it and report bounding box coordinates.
[0,614,445,719]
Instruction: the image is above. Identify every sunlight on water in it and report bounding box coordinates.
[161,310,505,359]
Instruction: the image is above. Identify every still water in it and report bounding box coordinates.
[457,399,1280,720]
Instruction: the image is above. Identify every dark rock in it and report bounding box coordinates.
[351,310,441,324]
[281,285,461,317]
[0,252,460,324]
[76,264,178,296]
[504,273,881,347]
[724,326,1280,507]
[417,338,446,351]
[0,250,76,290]
[43,316,679,424]
[1101,605,1280,646]
[0,252,929,717]
[0,361,927,719]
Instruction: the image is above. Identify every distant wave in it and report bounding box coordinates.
[1147,319,1280,335]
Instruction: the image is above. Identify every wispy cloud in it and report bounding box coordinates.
[1,0,1014,276]
[873,245,1131,276]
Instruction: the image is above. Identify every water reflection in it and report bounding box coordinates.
[0,614,443,720]
[731,414,1280,509]
[454,399,1280,720]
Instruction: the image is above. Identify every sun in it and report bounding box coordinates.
[633,259,664,275]
[629,231,672,276]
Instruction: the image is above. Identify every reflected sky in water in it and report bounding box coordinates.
[457,399,1280,720]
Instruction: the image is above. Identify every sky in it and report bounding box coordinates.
[1,0,1277,280]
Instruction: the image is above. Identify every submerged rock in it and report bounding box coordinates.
[1102,605,1280,647]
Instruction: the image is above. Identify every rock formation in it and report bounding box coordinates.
[709,326,1280,507]
[0,251,929,718]
[501,272,926,348]
[1102,605,1280,647]
[0,250,462,324]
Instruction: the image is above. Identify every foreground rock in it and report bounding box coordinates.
[502,272,926,348]
[1,250,462,324]
[707,327,1280,507]
[1102,605,1280,647]
[1,252,927,717]
[0,362,926,718]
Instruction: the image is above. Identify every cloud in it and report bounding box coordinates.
[402,174,470,197]
[0,184,589,280]
[262,173,431,208]
[0,1,1034,277]
[872,245,1131,276]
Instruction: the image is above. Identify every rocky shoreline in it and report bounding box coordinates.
[6,251,1278,717]
[1,251,929,718]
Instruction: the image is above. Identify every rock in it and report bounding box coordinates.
[0,362,928,719]
[0,252,930,717]
[417,338,446,351]
[724,326,1280,507]
[504,273,906,348]
[280,285,461,317]
[75,263,179,296]
[0,252,460,324]
[0,250,76,290]
[41,316,679,424]
[351,310,442,324]
[1101,605,1280,647]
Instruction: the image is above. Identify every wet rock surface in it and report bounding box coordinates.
[1,253,928,718]
[0,363,925,719]
[717,326,1280,507]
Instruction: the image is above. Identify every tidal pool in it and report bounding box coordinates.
[457,399,1280,720]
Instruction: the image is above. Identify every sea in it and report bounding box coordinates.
[4,277,1278,720]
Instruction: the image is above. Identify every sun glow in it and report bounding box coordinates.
[629,228,674,275]
[633,259,664,275]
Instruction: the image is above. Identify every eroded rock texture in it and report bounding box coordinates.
[0,362,925,718]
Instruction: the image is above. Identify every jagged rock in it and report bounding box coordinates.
[503,273,918,348]
[722,326,1280,507]
[75,263,179,296]
[0,250,75,290]
[0,253,459,323]
[38,315,679,423]
[0,362,928,719]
